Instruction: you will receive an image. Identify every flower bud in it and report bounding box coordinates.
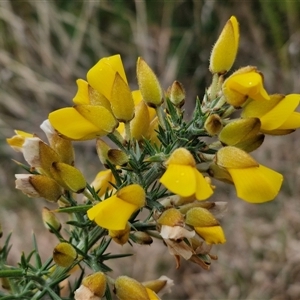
[96,139,111,166]
[168,81,185,107]
[114,276,150,300]
[53,242,77,267]
[74,272,107,300]
[209,16,239,74]
[107,149,128,166]
[185,207,219,228]
[40,119,75,165]
[136,57,164,107]
[110,73,135,122]
[186,207,226,244]
[23,138,60,177]
[130,231,153,245]
[157,208,184,227]
[130,100,151,140]
[42,207,61,232]
[204,114,223,136]
[109,223,131,245]
[15,174,63,202]
[50,162,86,193]
[142,275,174,296]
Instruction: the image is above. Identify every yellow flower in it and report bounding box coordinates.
[91,169,116,197]
[185,207,226,244]
[49,54,136,140]
[215,146,283,203]
[209,16,239,74]
[222,66,270,107]
[6,130,34,152]
[160,148,213,200]
[242,94,300,135]
[87,184,145,230]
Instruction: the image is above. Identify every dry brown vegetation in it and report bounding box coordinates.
[1,1,300,299]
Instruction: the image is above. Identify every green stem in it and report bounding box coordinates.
[0,269,24,278]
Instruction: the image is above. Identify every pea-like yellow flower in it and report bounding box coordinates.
[160,148,213,200]
[222,66,270,107]
[185,207,226,244]
[209,16,239,74]
[215,146,283,203]
[49,54,136,140]
[87,184,145,230]
[242,94,300,135]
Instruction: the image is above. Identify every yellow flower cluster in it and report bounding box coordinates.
[6,15,300,298]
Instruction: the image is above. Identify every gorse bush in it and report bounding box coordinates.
[2,13,300,300]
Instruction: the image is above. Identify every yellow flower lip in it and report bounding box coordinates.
[209,15,239,74]
[160,148,213,200]
[242,93,300,134]
[216,146,283,203]
[87,184,145,230]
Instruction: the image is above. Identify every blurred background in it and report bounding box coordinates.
[1,0,300,299]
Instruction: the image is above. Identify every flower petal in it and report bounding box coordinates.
[277,112,300,130]
[87,196,137,230]
[49,107,107,140]
[194,170,214,200]
[73,79,90,105]
[228,165,283,203]
[87,55,127,100]
[160,164,196,197]
[194,226,226,244]
[74,105,117,132]
[259,94,299,130]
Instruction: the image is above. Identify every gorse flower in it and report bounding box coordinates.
[5,15,299,299]
[215,146,283,203]
[160,148,213,201]
[87,184,145,230]
[222,66,270,107]
[242,93,300,134]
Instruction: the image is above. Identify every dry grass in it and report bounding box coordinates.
[1,1,300,299]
